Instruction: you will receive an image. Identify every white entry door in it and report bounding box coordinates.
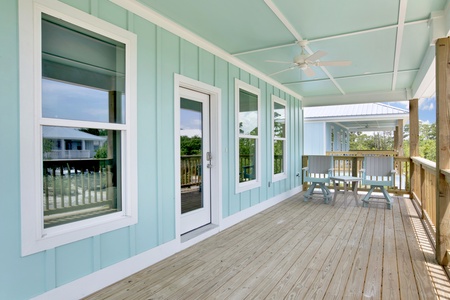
[179,87,211,234]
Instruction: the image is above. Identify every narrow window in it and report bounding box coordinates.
[272,96,287,181]
[41,15,126,227]
[20,6,137,255]
[236,80,261,192]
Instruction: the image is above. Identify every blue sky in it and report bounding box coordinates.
[387,96,436,124]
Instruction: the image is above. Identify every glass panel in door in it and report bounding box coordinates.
[179,88,211,233]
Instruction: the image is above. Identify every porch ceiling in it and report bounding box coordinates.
[135,0,449,106]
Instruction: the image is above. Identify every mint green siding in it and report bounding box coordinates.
[0,1,303,298]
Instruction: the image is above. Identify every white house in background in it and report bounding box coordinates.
[43,126,106,159]
[304,103,409,155]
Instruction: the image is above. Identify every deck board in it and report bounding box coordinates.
[84,192,450,300]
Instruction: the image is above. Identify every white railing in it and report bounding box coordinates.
[43,150,91,159]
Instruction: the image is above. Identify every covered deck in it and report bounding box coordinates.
[85,192,450,299]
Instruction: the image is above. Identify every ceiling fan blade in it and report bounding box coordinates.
[265,60,292,64]
[303,67,315,77]
[268,67,295,76]
[305,50,327,62]
[315,60,352,67]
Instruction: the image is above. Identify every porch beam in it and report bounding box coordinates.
[435,37,450,265]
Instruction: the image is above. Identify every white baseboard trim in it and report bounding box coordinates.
[32,186,302,300]
[31,239,179,300]
[222,186,302,230]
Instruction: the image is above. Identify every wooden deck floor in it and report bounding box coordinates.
[85,192,450,299]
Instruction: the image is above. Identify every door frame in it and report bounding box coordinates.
[174,74,222,243]
[179,88,211,233]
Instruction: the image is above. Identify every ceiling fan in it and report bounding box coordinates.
[266,40,351,77]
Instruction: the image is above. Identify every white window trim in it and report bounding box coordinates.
[272,95,288,182]
[19,0,138,256]
[235,79,261,193]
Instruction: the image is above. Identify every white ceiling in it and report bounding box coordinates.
[130,0,448,106]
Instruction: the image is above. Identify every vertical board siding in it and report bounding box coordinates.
[159,28,178,243]
[304,122,325,155]
[55,239,93,286]
[98,0,128,28]
[100,227,131,268]
[1,1,48,299]
[228,64,240,216]
[2,0,302,298]
[215,57,230,218]
[199,48,215,85]
[59,0,90,13]
[134,15,159,254]
[181,39,199,80]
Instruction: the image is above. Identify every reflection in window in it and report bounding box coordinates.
[238,87,259,184]
[42,127,121,227]
[40,14,126,227]
[273,99,286,177]
[239,89,258,136]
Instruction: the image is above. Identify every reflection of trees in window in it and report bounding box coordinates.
[180,135,202,155]
[238,88,259,183]
[273,100,286,176]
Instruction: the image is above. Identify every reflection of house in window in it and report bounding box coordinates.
[43,126,106,159]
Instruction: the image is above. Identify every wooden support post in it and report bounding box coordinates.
[396,119,404,156]
[410,99,419,200]
[409,99,419,157]
[302,156,308,191]
[435,37,450,265]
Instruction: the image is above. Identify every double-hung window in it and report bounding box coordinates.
[272,96,287,181]
[236,80,261,193]
[20,3,137,255]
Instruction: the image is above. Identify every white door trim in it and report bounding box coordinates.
[174,74,222,242]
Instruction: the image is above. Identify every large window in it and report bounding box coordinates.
[20,4,137,255]
[272,96,287,181]
[236,80,261,192]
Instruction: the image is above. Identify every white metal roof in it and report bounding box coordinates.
[42,127,107,141]
[304,103,409,132]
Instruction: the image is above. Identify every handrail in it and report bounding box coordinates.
[326,150,398,156]
[442,169,450,183]
[411,156,436,172]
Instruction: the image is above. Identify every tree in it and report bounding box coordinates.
[403,121,436,161]
[350,131,393,151]
[180,135,202,155]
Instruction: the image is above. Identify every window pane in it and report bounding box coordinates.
[239,89,258,136]
[274,102,286,138]
[274,139,285,174]
[41,15,125,123]
[42,126,121,228]
[42,79,124,123]
[239,138,257,182]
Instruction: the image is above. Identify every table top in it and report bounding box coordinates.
[330,176,362,182]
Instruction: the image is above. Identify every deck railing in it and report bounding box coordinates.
[181,155,284,186]
[303,153,410,195]
[43,150,91,159]
[411,157,437,247]
[181,155,202,188]
[43,158,116,227]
